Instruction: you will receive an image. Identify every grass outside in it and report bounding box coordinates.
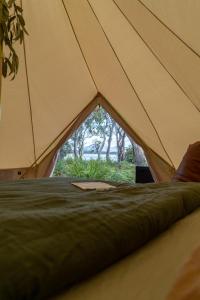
[53,158,135,183]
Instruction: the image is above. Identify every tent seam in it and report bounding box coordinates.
[20,93,174,181]
[61,0,98,92]
[137,0,200,59]
[20,95,99,178]
[86,0,175,168]
[113,0,200,114]
[21,0,37,167]
[98,93,174,170]
[20,111,82,178]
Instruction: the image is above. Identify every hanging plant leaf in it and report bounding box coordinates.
[2,59,8,77]
[0,0,28,79]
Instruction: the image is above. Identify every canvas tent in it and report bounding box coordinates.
[1,0,200,181]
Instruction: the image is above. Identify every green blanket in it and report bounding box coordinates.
[0,177,200,300]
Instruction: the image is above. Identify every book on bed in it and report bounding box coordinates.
[72,181,116,191]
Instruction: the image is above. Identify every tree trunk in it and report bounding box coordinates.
[98,134,106,160]
[106,121,115,161]
[79,138,84,159]
[116,126,126,163]
[77,127,87,159]
[119,131,126,161]
[132,142,146,166]
[73,133,78,159]
[115,126,121,164]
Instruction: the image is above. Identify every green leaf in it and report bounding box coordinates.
[2,60,8,77]
[18,14,25,27]
[1,0,28,79]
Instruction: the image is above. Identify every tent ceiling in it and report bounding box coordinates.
[141,0,200,57]
[1,0,200,174]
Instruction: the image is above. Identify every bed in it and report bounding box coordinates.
[0,177,200,300]
[54,207,200,300]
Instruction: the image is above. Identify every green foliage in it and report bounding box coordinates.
[125,145,135,163]
[53,158,135,183]
[65,106,117,159]
[0,0,28,79]
[58,142,72,160]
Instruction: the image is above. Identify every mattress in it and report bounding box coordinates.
[0,177,199,299]
[54,208,200,300]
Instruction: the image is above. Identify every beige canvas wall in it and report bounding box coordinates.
[1,0,200,180]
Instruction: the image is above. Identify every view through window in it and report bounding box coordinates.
[53,106,147,183]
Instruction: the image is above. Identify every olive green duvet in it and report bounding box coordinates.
[0,177,199,300]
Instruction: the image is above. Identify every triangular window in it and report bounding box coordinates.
[53,106,151,183]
